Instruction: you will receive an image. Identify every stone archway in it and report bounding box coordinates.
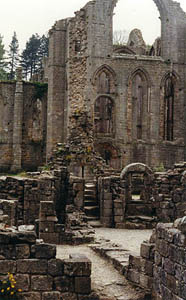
[120,163,155,228]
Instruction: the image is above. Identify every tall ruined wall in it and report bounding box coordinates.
[0,80,47,172]
[0,82,15,171]
[22,83,47,171]
[47,20,68,159]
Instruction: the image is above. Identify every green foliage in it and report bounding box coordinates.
[0,273,22,299]
[21,34,49,80]
[33,82,48,99]
[0,34,8,80]
[7,32,20,80]
[154,162,165,172]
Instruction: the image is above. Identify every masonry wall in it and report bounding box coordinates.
[0,82,15,171]
[22,83,47,170]
[0,230,94,300]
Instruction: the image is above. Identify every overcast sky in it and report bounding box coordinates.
[1,0,186,51]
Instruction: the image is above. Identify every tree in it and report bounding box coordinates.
[7,32,20,80]
[21,34,49,80]
[0,35,8,80]
[113,30,129,46]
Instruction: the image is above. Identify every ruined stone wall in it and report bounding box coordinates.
[0,82,15,171]
[22,83,47,171]
[153,162,186,223]
[153,222,186,300]
[98,162,186,228]
[98,176,125,227]
[89,55,185,169]
[0,81,47,172]
[0,230,93,300]
[126,221,186,300]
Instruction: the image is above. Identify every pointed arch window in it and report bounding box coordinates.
[131,72,148,140]
[164,76,174,141]
[94,96,114,135]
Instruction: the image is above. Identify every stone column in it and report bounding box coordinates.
[11,68,23,172]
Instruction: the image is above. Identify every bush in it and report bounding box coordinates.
[0,273,22,299]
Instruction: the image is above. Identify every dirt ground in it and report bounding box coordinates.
[57,228,152,300]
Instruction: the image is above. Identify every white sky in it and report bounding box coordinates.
[0,0,186,51]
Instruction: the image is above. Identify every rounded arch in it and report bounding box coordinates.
[113,46,136,55]
[120,163,153,179]
[92,64,117,94]
[127,67,153,87]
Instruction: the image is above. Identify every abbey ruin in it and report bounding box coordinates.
[0,0,186,299]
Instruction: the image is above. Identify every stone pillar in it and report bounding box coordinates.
[11,68,23,172]
[46,20,67,160]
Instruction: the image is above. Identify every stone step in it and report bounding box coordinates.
[84,194,97,201]
[90,243,131,275]
[84,206,99,217]
[84,189,97,196]
[85,215,100,222]
[88,220,102,228]
[126,215,156,222]
[84,200,98,207]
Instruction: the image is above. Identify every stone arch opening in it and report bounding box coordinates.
[120,163,155,227]
[113,0,161,48]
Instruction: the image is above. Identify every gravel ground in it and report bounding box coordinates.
[57,229,152,300]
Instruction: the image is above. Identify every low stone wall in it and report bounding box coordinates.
[98,176,125,227]
[0,229,94,300]
[126,220,186,300]
[153,222,186,300]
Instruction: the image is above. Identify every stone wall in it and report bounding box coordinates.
[126,220,186,300]
[0,79,47,172]
[97,162,186,229]
[0,229,94,300]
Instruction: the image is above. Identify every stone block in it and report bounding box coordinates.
[15,274,30,291]
[0,244,16,259]
[32,243,56,259]
[48,259,64,276]
[64,258,91,276]
[163,258,175,275]
[114,208,123,216]
[114,216,123,223]
[139,274,152,289]
[17,259,48,274]
[140,243,154,260]
[75,276,91,294]
[103,208,113,217]
[54,276,74,292]
[39,233,59,244]
[40,201,55,216]
[20,292,41,300]
[78,292,99,300]
[60,293,77,300]
[0,260,16,274]
[16,244,30,259]
[103,193,112,200]
[31,275,53,291]
[39,221,55,233]
[42,291,61,300]
[127,269,140,284]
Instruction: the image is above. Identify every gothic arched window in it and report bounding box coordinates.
[131,72,148,140]
[94,96,114,135]
[164,76,174,141]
